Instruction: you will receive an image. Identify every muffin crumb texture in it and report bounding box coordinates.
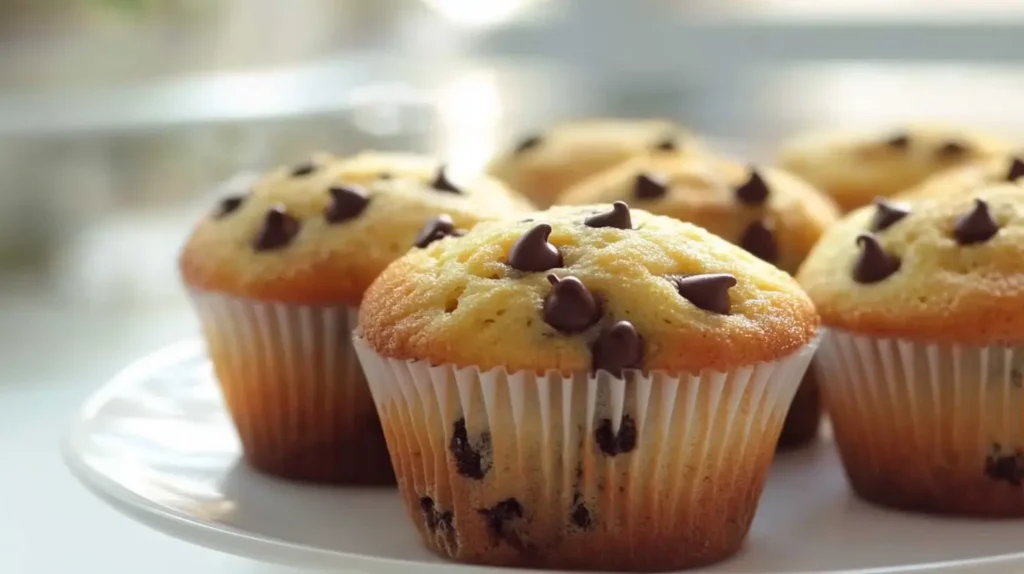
[797,183,1024,344]
[359,203,818,374]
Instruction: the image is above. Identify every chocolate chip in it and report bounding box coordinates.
[886,133,910,150]
[953,198,1000,245]
[937,141,969,160]
[414,214,461,249]
[214,195,246,219]
[1007,158,1024,182]
[570,493,592,529]
[734,169,770,205]
[670,273,737,315]
[583,201,633,230]
[985,444,1024,486]
[594,415,637,456]
[570,503,591,528]
[591,321,643,376]
[477,498,525,551]
[430,165,461,194]
[378,172,393,180]
[544,274,601,333]
[870,198,911,232]
[632,172,668,200]
[739,220,778,263]
[449,418,492,480]
[853,234,901,284]
[420,496,455,534]
[515,134,543,154]
[420,497,436,521]
[325,185,370,223]
[253,206,300,251]
[479,498,522,533]
[291,162,316,177]
[508,224,562,272]
[653,136,677,152]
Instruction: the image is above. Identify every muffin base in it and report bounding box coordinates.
[815,329,1024,516]
[777,372,822,449]
[189,291,394,485]
[353,336,817,571]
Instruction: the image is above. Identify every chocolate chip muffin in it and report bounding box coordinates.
[354,203,819,571]
[487,118,708,208]
[776,124,1014,212]
[898,152,1024,200]
[558,154,839,448]
[798,183,1024,516]
[178,152,530,484]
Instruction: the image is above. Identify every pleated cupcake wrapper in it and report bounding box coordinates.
[187,290,392,483]
[353,336,818,569]
[814,328,1024,514]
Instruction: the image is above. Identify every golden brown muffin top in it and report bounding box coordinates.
[359,203,819,374]
[487,118,708,208]
[557,153,840,274]
[898,153,1024,201]
[179,151,532,305]
[776,123,1014,212]
[797,184,1024,345]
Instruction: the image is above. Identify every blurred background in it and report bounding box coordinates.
[3,0,1024,379]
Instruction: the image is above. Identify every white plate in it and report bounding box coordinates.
[64,339,1024,574]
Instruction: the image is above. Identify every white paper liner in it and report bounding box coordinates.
[814,328,1024,515]
[187,289,393,484]
[353,335,818,570]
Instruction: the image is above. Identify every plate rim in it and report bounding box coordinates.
[62,338,1024,574]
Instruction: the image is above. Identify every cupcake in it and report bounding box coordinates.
[898,152,1024,200]
[354,203,819,570]
[776,123,1013,212]
[798,183,1024,515]
[558,154,839,447]
[178,152,531,484]
[487,118,707,208]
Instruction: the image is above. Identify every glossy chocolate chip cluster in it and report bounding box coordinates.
[853,197,1002,284]
[501,202,738,377]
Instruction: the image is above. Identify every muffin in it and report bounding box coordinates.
[776,123,1014,212]
[898,152,1024,200]
[798,183,1024,515]
[487,118,708,208]
[558,154,839,447]
[354,203,819,570]
[179,152,531,484]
